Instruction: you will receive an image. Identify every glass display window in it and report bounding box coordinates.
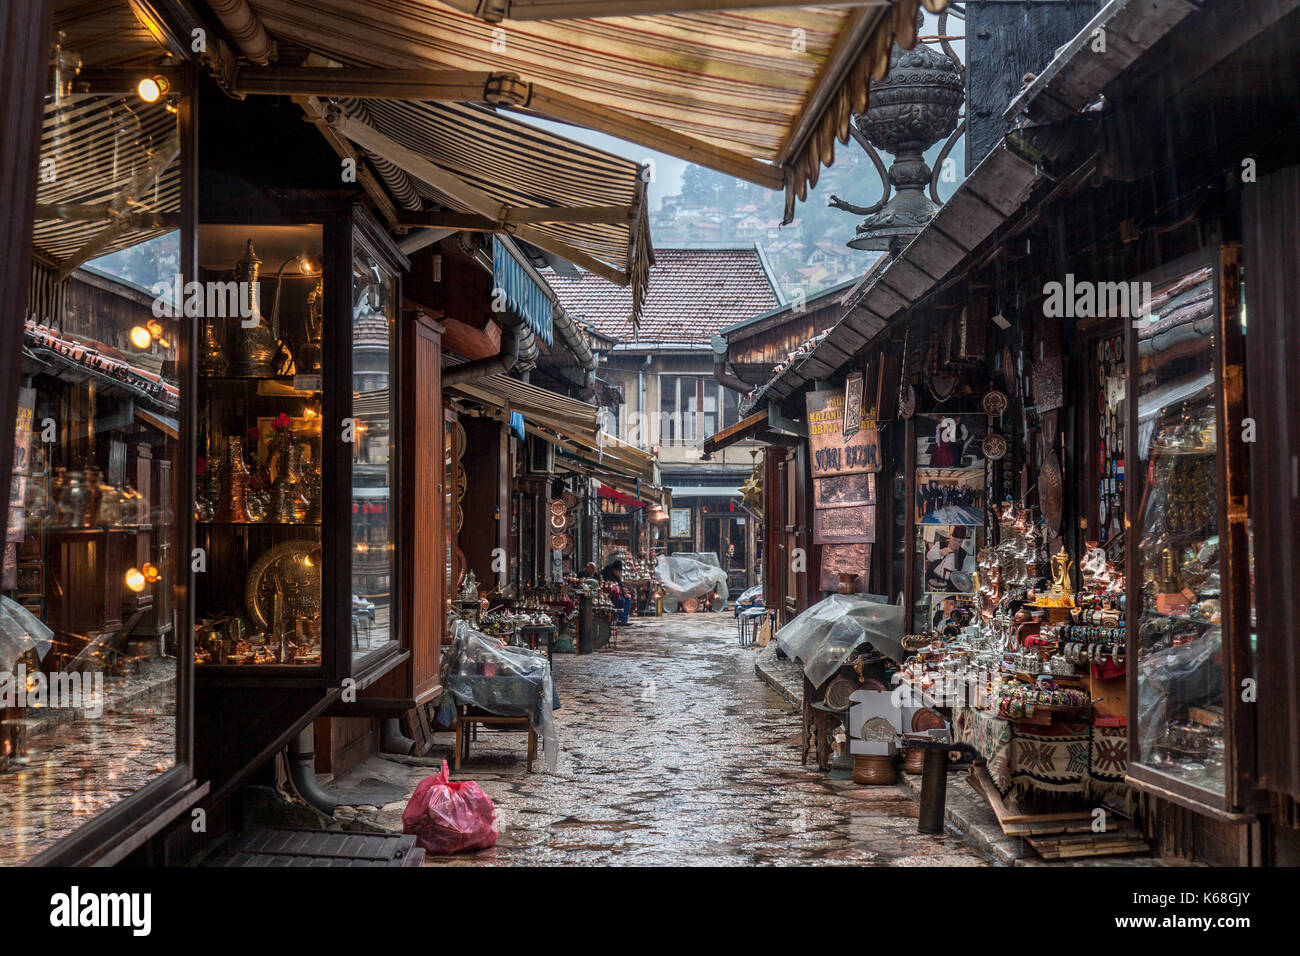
[193,224,326,669]
[2,29,188,862]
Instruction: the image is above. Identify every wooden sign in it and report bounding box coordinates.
[806,388,879,477]
[819,543,872,593]
[843,372,864,441]
[814,473,876,510]
[814,503,876,544]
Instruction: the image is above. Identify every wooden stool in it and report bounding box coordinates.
[454,709,538,773]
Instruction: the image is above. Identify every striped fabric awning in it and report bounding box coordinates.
[242,0,947,221]
[32,94,180,268]
[493,237,554,346]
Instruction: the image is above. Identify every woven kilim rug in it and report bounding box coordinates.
[1011,722,1091,794]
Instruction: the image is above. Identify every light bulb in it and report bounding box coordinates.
[125,568,147,592]
[130,326,152,349]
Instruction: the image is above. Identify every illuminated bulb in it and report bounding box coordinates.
[299,256,317,274]
[142,562,160,582]
[137,75,169,103]
[125,568,147,592]
[130,326,152,349]
[146,319,164,338]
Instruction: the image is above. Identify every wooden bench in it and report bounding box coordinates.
[453,708,538,773]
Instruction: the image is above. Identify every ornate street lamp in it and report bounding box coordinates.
[829,12,965,252]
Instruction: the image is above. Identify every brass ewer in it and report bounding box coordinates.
[229,239,277,378]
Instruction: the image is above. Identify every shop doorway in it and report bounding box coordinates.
[702,512,750,595]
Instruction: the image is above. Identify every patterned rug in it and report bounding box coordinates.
[1010,723,1091,794]
[956,708,1129,799]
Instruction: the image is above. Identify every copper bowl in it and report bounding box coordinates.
[852,754,897,786]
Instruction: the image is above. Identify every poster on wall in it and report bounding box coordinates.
[813,503,876,543]
[806,388,879,477]
[669,507,692,539]
[919,524,978,593]
[915,467,985,525]
[819,542,872,593]
[915,414,986,468]
[929,593,977,633]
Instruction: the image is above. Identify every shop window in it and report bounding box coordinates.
[351,247,398,662]
[2,74,184,862]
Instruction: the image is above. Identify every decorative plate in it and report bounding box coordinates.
[245,539,322,631]
[911,707,946,733]
[982,433,1008,460]
[550,512,568,531]
[823,674,857,711]
[682,597,700,613]
[982,390,1008,418]
[550,533,567,551]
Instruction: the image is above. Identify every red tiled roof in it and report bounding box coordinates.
[548,245,781,345]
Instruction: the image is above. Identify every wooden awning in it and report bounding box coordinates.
[233,0,948,220]
[703,407,802,453]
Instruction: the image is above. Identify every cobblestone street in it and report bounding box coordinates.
[347,613,989,866]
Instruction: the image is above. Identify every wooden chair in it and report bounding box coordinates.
[453,707,538,773]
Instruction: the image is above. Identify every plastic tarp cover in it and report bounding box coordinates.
[655,552,729,602]
[441,621,559,771]
[0,596,54,671]
[775,593,906,688]
[1136,625,1223,763]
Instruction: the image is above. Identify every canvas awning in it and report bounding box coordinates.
[222,0,948,221]
[447,372,658,487]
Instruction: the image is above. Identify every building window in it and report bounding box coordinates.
[659,375,701,445]
[722,386,740,430]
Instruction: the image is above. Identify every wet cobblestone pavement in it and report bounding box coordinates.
[342,613,989,866]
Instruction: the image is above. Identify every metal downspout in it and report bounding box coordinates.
[287,727,336,816]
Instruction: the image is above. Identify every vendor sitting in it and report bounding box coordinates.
[600,560,633,623]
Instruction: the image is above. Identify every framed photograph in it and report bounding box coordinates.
[669,507,692,539]
[915,467,985,525]
[915,413,986,469]
[929,593,977,633]
[919,524,978,593]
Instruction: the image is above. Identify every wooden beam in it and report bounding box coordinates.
[295,96,399,227]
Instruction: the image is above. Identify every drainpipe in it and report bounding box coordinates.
[552,305,596,387]
[712,333,748,393]
[442,314,535,386]
[380,718,415,756]
[288,726,336,816]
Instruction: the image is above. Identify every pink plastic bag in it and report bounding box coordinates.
[401,760,499,854]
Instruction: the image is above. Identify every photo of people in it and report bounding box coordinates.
[915,468,985,525]
[916,415,986,468]
[930,594,976,635]
[921,524,978,593]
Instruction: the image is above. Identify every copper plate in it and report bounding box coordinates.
[982,390,1008,417]
[549,512,567,531]
[549,533,567,551]
[911,707,946,733]
[823,674,857,711]
[682,597,699,613]
[982,433,1008,460]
